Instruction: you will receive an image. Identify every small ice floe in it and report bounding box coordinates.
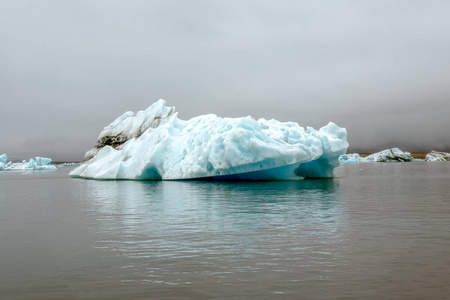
[56,162,81,168]
[339,148,414,163]
[425,151,450,162]
[364,148,414,162]
[0,154,57,171]
[338,153,363,163]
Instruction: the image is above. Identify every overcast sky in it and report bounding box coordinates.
[1,0,450,161]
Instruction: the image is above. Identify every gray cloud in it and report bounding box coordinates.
[1,0,450,161]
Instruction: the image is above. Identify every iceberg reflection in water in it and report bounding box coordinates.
[86,179,346,259]
[76,177,346,296]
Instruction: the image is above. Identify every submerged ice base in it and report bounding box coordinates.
[70,100,349,180]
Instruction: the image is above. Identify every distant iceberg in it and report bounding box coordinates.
[339,148,414,163]
[425,151,450,162]
[364,148,414,162]
[0,154,57,171]
[70,100,349,180]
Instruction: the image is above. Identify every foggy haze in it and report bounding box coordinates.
[1,0,450,161]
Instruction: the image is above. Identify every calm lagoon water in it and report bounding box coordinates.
[1,163,449,299]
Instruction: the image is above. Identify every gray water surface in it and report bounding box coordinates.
[1,163,449,299]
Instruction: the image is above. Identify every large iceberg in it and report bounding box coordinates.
[70,100,349,180]
[0,154,57,171]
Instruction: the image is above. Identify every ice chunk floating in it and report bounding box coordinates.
[70,100,349,180]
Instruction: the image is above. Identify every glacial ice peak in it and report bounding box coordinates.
[70,100,349,180]
[84,100,176,161]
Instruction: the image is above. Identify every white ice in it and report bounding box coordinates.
[70,100,349,180]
